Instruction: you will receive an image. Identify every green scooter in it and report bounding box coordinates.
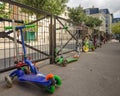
[55,27,79,66]
[55,49,79,67]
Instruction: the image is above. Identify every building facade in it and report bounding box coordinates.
[100,9,113,34]
[85,8,112,34]
[85,8,99,15]
[88,13,106,32]
[60,7,70,19]
[85,7,106,32]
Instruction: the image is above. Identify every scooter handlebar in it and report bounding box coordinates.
[4,24,35,30]
[25,24,35,28]
[4,26,13,30]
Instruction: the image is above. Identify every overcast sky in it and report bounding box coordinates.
[67,0,120,18]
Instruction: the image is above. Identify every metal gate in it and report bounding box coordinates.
[0,0,85,73]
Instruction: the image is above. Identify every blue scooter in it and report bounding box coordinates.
[3,18,62,93]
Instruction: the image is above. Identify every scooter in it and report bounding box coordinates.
[55,27,79,66]
[3,18,62,93]
[83,40,95,52]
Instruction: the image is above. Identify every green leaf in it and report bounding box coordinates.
[68,5,86,23]
[112,22,120,34]
[16,0,68,15]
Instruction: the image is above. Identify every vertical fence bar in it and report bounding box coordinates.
[49,16,56,64]
[49,16,53,64]
[54,16,56,62]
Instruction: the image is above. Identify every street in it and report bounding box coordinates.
[0,40,120,96]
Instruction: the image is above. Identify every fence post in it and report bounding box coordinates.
[49,15,56,64]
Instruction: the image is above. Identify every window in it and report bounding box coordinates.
[65,12,67,16]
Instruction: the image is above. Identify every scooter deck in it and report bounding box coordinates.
[18,73,47,83]
[66,57,78,63]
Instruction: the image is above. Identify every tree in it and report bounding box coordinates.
[68,5,86,23]
[44,0,68,15]
[0,2,10,18]
[85,16,102,28]
[16,0,68,15]
[0,2,5,17]
[112,22,120,34]
[85,16,102,39]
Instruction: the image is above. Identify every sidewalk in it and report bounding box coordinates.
[0,40,120,96]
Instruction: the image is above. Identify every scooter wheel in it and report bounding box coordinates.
[54,75,62,87]
[83,46,89,52]
[5,76,13,88]
[47,86,55,93]
[62,60,67,67]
